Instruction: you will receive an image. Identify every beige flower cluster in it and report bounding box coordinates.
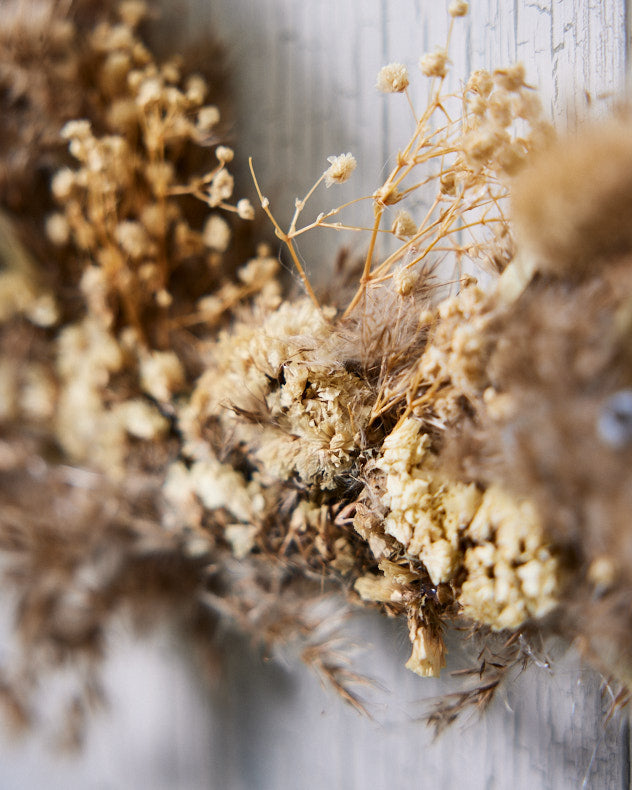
[47,0,250,344]
[182,296,372,490]
[356,417,560,674]
[461,64,552,176]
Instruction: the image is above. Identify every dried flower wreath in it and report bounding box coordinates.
[1,0,631,747]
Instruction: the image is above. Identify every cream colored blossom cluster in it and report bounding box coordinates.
[55,291,184,475]
[339,17,553,321]
[182,297,372,490]
[461,64,552,175]
[164,450,266,559]
[195,243,281,326]
[47,1,251,340]
[356,417,560,674]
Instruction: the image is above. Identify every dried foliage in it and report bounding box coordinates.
[1,0,632,745]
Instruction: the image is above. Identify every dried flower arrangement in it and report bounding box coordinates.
[1,0,631,747]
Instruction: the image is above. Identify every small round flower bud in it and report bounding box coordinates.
[215,145,234,163]
[376,63,410,93]
[324,153,357,187]
[203,214,231,252]
[185,75,208,105]
[46,213,70,246]
[493,63,526,92]
[236,199,255,220]
[448,0,469,17]
[51,168,76,201]
[419,49,449,78]
[391,210,417,239]
[197,106,220,131]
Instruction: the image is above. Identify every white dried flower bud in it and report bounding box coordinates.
[448,0,469,16]
[236,198,255,220]
[215,145,234,163]
[467,69,494,97]
[493,63,526,92]
[376,63,409,93]
[207,169,234,206]
[197,105,220,132]
[26,294,58,328]
[155,289,173,308]
[395,267,417,296]
[51,168,76,201]
[127,69,144,91]
[163,86,187,111]
[391,210,417,239]
[587,556,616,590]
[119,399,168,440]
[488,91,513,128]
[419,49,449,78]
[185,74,208,105]
[116,221,151,259]
[203,214,231,252]
[145,161,175,196]
[463,127,504,169]
[132,41,152,66]
[139,351,185,402]
[466,93,487,118]
[136,77,163,108]
[324,153,357,187]
[45,213,70,246]
[61,119,91,140]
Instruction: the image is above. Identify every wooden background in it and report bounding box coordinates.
[1,1,631,787]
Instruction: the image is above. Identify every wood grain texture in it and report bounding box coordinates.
[1,1,631,788]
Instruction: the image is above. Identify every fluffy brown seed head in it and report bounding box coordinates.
[511,117,632,277]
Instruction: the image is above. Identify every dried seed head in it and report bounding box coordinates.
[448,0,469,17]
[462,127,504,169]
[116,221,152,259]
[197,105,220,131]
[376,63,410,93]
[215,145,234,164]
[203,214,231,252]
[161,60,182,85]
[391,210,417,239]
[494,63,526,92]
[467,69,494,98]
[236,198,255,220]
[395,267,417,296]
[185,74,208,105]
[45,213,70,246]
[207,169,234,206]
[51,168,76,201]
[324,153,357,187]
[466,93,487,118]
[419,49,449,79]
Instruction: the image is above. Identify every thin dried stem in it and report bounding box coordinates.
[249,158,322,312]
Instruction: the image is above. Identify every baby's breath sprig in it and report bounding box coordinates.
[249,157,321,311]
[252,3,547,328]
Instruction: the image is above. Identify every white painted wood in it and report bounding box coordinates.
[1,1,630,788]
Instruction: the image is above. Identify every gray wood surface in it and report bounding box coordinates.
[1,1,631,788]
